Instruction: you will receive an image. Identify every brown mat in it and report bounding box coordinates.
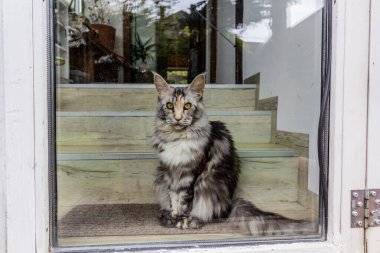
[58,204,246,238]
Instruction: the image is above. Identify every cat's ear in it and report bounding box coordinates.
[152,71,172,99]
[188,73,206,99]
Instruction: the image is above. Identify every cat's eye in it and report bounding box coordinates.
[184,103,192,110]
[166,102,174,109]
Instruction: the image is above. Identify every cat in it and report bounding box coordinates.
[151,72,316,236]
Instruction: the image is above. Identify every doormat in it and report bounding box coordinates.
[58,204,245,238]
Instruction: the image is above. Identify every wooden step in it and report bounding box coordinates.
[56,111,273,149]
[57,84,257,112]
[57,153,302,220]
[57,143,299,158]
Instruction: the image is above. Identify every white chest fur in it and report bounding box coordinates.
[158,138,207,166]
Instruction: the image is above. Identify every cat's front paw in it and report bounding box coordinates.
[189,217,203,229]
[175,217,203,229]
[175,217,190,229]
[158,209,177,227]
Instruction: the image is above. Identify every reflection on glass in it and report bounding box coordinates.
[287,0,324,28]
[55,0,324,247]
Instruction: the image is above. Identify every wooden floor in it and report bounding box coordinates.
[57,199,318,247]
[57,199,319,247]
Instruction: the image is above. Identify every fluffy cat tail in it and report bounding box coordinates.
[227,198,318,236]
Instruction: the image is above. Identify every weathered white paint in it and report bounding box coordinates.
[339,0,370,252]
[33,0,50,252]
[366,0,380,251]
[328,0,346,247]
[0,0,6,251]
[55,241,341,253]
[3,0,36,252]
[0,0,49,252]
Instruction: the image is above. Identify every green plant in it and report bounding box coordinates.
[131,33,155,63]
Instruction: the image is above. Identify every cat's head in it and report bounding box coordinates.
[153,72,206,130]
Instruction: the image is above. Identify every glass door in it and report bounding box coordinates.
[52,0,326,248]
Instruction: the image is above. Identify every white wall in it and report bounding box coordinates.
[242,1,322,193]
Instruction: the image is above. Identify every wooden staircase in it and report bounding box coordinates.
[56,84,317,225]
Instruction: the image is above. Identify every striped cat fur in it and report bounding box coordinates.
[151,72,316,236]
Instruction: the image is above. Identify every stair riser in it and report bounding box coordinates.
[56,115,272,148]
[57,157,299,219]
[57,88,256,112]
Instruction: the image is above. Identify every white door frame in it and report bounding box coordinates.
[0,0,49,253]
[365,0,380,251]
[0,0,374,252]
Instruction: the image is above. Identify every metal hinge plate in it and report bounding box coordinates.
[351,189,380,228]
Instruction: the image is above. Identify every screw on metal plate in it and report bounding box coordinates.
[351,190,365,228]
[351,189,380,228]
[368,189,380,227]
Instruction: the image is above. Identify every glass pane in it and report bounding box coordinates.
[54,0,324,247]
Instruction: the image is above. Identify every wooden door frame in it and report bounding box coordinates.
[331,0,371,251]
[365,0,380,251]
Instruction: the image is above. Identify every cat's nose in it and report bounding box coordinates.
[174,110,183,121]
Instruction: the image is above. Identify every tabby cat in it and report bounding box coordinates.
[151,72,315,236]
